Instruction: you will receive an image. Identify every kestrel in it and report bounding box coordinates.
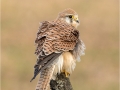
[31,8,85,90]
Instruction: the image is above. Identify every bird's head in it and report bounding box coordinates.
[57,8,80,28]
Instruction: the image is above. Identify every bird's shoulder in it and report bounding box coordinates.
[39,20,77,32]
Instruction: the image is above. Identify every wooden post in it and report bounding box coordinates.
[50,73,73,90]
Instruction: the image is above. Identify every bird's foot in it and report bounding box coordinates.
[62,70,70,77]
[65,71,70,77]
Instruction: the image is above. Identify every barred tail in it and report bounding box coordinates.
[35,65,55,90]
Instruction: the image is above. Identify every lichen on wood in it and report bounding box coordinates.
[50,73,73,90]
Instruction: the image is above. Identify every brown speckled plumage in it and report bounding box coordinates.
[35,20,79,56]
[31,8,85,90]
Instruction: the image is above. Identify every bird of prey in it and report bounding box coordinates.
[31,8,85,90]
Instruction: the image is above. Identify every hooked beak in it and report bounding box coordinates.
[73,15,80,24]
[76,20,79,23]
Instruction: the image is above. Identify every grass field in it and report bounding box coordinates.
[1,0,119,90]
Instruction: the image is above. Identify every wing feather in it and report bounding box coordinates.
[30,53,62,82]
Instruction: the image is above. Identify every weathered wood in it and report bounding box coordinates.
[50,73,73,90]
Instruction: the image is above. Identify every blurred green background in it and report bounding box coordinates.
[1,0,119,90]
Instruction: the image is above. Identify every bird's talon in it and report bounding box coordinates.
[65,71,70,77]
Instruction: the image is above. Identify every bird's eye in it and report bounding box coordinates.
[69,15,72,18]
